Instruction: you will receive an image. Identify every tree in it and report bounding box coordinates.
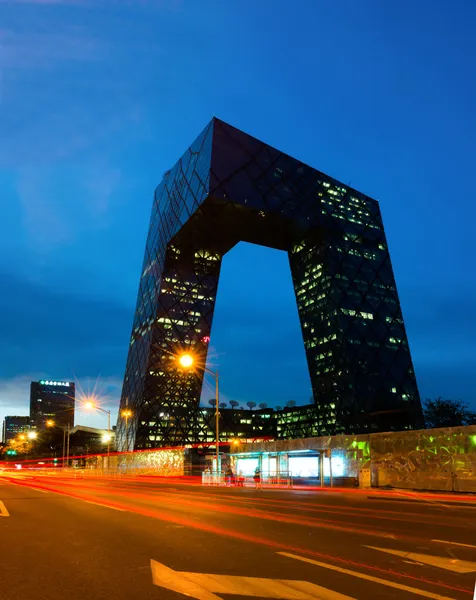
[35,428,64,457]
[423,397,476,429]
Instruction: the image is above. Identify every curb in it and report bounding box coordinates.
[367,495,476,507]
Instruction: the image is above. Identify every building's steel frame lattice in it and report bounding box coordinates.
[117,118,423,450]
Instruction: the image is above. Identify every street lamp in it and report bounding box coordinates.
[178,353,221,478]
[45,419,70,471]
[178,354,194,368]
[121,409,132,451]
[27,431,37,440]
[84,400,111,459]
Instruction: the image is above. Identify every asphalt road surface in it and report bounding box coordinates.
[1,472,475,600]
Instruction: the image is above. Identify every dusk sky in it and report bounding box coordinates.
[0,0,475,431]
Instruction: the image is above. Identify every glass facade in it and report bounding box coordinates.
[30,380,75,429]
[2,416,30,444]
[117,118,423,450]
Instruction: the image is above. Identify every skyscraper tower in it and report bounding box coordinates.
[117,118,423,450]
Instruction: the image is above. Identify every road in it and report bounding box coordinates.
[0,472,475,600]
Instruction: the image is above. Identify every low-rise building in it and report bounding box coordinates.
[2,416,31,444]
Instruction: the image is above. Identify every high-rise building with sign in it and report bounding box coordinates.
[30,380,75,429]
[117,118,423,450]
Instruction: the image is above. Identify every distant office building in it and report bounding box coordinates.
[2,415,30,444]
[30,380,75,429]
[68,425,113,456]
[117,118,423,450]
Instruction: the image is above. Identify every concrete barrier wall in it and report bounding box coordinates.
[85,448,185,477]
[239,425,476,493]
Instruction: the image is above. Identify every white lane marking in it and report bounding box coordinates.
[432,539,476,550]
[150,559,355,600]
[278,552,458,600]
[366,545,476,574]
[83,500,125,512]
[0,501,10,517]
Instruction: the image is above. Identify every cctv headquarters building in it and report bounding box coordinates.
[116,118,423,451]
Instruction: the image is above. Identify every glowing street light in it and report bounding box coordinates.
[178,352,221,478]
[178,354,194,368]
[44,419,70,468]
[27,431,37,440]
[84,399,111,459]
[121,409,133,451]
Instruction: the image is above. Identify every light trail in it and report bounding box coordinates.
[6,474,474,571]
[5,476,472,597]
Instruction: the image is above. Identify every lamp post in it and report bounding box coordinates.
[27,430,37,458]
[84,401,111,460]
[121,409,132,452]
[178,353,221,479]
[46,420,70,469]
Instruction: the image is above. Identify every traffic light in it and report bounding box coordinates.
[6,450,17,456]
[53,458,58,463]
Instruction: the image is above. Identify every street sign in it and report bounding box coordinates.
[366,546,476,574]
[150,559,355,600]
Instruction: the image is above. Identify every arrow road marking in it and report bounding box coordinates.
[150,559,355,600]
[278,552,458,600]
[0,501,9,517]
[366,546,476,574]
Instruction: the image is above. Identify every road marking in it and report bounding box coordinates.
[278,552,458,600]
[83,500,125,512]
[150,559,355,600]
[366,546,476,574]
[432,539,476,550]
[0,501,9,517]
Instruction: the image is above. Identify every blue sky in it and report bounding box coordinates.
[0,0,475,431]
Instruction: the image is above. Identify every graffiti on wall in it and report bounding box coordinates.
[239,425,476,492]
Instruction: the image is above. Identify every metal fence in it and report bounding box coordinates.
[202,471,293,488]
